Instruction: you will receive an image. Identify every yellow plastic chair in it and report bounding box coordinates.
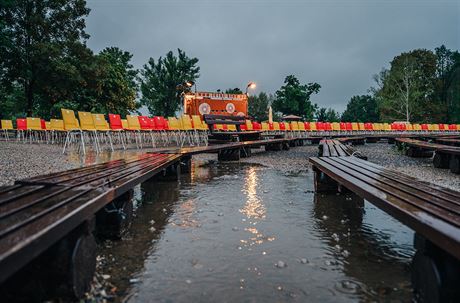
[92,114,115,151]
[245,120,253,131]
[61,109,85,154]
[191,115,208,146]
[50,119,65,131]
[309,122,317,131]
[351,122,359,131]
[1,119,13,140]
[26,117,42,130]
[261,122,270,131]
[126,115,141,131]
[121,119,129,129]
[273,122,280,131]
[298,122,306,131]
[78,112,97,131]
[332,122,340,131]
[92,114,110,131]
[61,109,80,131]
[358,122,365,131]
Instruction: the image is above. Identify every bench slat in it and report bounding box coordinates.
[309,156,460,260]
[341,157,460,202]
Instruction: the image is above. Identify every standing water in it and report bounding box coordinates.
[97,158,414,302]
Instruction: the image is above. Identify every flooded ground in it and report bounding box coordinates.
[98,157,414,302]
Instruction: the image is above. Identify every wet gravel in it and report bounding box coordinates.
[0,142,78,186]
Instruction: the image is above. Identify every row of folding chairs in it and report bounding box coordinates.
[0,110,210,154]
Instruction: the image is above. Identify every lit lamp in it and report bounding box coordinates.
[185,80,197,93]
[246,82,256,95]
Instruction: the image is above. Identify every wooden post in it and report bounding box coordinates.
[95,189,134,239]
[0,220,97,300]
[412,233,460,303]
[433,153,450,169]
[449,156,460,174]
[313,167,339,193]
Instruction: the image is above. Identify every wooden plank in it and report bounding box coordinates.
[341,156,460,202]
[332,157,460,213]
[309,156,460,260]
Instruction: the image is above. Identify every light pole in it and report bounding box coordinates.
[246,82,256,96]
[185,80,197,93]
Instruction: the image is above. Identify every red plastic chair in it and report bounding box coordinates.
[325,122,332,131]
[340,122,347,131]
[138,116,152,130]
[346,122,352,131]
[304,122,311,131]
[279,122,286,131]
[316,122,325,131]
[438,124,445,131]
[269,122,274,130]
[364,123,373,131]
[148,118,156,129]
[421,124,428,131]
[252,122,262,130]
[109,114,124,130]
[16,118,27,130]
[240,124,247,131]
[153,116,167,130]
[40,119,46,130]
[448,124,457,131]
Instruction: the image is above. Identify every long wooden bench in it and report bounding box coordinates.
[319,139,367,159]
[309,155,460,302]
[396,138,460,173]
[0,153,182,289]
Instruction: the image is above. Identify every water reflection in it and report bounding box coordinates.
[97,179,180,298]
[240,167,266,220]
[313,192,413,301]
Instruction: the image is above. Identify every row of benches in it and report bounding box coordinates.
[312,140,460,302]
[396,138,460,174]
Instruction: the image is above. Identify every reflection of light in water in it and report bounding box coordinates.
[240,167,266,220]
[173,198,200,228]
[239,167,273,247]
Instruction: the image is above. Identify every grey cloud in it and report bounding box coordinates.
[86,0,459,112]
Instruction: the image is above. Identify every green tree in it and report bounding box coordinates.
[95,47,139,115]
[248,92,271,121]
[225,88,243,94]
[434,45,460,123]
[375,49,438,122]
[141,49,200,117]
[341,95,379,122]
[0,0,91,116]
[316,107,340,122]
[272,75,320,120]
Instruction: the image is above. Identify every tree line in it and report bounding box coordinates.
[340,45,460,124]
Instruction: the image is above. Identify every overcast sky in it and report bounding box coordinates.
[85,0,459,112]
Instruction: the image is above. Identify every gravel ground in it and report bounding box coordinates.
[355,142,460,191]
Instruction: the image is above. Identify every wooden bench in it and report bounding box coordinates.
[203,114,262,143]
[396,138,460,173]
[309,156,460,302]
[319,139,367,159]
[0,153,182,297]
